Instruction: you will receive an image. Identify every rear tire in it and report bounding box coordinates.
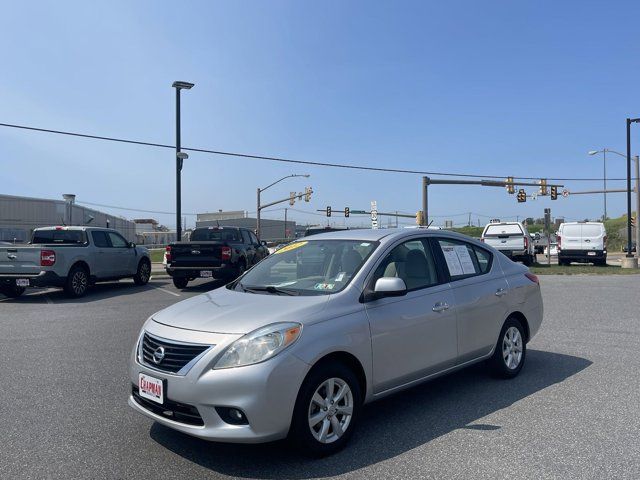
[289,361,362,457]
[1,286,26,298]
[133,259,151,285]
[487,316,527,379]
[64,265,89,298]
[172,277,188,289]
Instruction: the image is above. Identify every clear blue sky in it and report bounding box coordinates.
[2,0,639,228]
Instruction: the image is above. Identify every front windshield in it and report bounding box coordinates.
[231,239,378,296]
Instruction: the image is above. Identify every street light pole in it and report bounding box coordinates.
[625,118,640,265]
[172,80,194,242]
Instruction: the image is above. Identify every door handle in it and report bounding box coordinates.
[432,302,450,313]
[495,288,507,297]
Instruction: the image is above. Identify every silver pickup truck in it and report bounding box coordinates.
[481,221,535,266]
[0,226,151,298]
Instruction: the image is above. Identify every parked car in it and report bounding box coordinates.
[0,226,151,298]
[129,228,543,455]
[165,226,269,289]
[557,222,607,266]
[481,221,535,265]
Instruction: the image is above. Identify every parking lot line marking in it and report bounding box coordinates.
[152,286,181,297]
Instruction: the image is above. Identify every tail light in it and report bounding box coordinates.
[40,249,56,266]
[221,246,232,261]
[524,272,539,284]
[603,236,607,248]
[165,245,172,263]
[557,235,561,251]
[524,235,529,250]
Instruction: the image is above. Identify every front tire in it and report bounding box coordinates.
[172,277,188,289]
[488,317,527,379]
[289,361,361,456]
[1,285,26,298]
[133,259,151,285]
[64,265,89,298]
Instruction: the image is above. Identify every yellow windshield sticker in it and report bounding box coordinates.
[274,241,307,254]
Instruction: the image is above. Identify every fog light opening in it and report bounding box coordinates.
[216,406,249,425]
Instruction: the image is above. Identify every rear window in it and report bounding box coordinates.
[32,230,87,244]
[191,228,240,242]
[582,225,604,237]
[484,224,523,236]
[561,225,582,237]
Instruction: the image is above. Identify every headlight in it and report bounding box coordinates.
[214,322,302,369]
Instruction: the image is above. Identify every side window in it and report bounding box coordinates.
[107,232,127,248]
[249,232,259,245]
[91,231,110,248]
[473,246,492,274]
[437,239,491,279]
[241,230,251,244]
[372,238,439,290]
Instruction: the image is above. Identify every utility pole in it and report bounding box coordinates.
[284,208,288,240]
[422,176,429,226]
[624,118,640,267]
[636,155,640,258]
[172,80,194,241]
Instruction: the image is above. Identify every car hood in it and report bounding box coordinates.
[151,287,332,334]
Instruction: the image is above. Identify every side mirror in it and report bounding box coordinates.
[129,242,136,248]
[372,277,407,298]
[261,240,268,246]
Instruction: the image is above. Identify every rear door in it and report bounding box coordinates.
[241,230,257,265]
[433,238,509,363]
[580,224,605,251]
[560,224,582,252]
[90,231,112,278]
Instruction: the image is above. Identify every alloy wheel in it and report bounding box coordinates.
[502,326,523,370]
[308,378,353,444]
[72,271,87,295]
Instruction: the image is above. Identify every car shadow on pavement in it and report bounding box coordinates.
[149,349,591,478]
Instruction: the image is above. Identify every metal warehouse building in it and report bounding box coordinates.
[0,193,136,242]
[196,211,295,242]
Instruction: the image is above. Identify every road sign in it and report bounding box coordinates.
[371,201,378,229]
[531,192,538,201]
[562,189,569,198]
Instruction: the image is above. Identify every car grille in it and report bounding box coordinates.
[132,386,204,426]
[141,332,210,374]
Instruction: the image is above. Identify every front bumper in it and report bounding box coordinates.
[0,270,64,288]
[128,321,310,443]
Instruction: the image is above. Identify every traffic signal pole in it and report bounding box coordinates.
[422,176,429,226]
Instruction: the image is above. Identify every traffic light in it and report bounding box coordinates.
[326,206,332,217]
[416,211,424,225]
[304,187,312,202]
[289,192,296,206]
[550,186,558,200]
[344,207,350,218]
[517,189,526,203]
[539,179,548,196]
[506,176,515,194]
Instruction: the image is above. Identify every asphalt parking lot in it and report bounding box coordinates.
[1,275,639,479]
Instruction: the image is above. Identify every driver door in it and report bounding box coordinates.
[364,238,458,393]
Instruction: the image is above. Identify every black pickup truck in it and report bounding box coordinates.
[165,226,269,289]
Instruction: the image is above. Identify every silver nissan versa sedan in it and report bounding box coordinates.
[129,228,543,455]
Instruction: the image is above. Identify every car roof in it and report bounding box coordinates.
[294,227,476,243]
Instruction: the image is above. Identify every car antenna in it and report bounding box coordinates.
[427,220,434,228]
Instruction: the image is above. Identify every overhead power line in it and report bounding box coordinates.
[0,121,630,182]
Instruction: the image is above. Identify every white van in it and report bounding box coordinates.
[557,222,607,266]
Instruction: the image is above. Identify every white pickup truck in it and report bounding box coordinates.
[0,226,151,298]
[481,221,535,266]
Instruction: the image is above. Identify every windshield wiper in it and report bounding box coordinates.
[240,284,300,296]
